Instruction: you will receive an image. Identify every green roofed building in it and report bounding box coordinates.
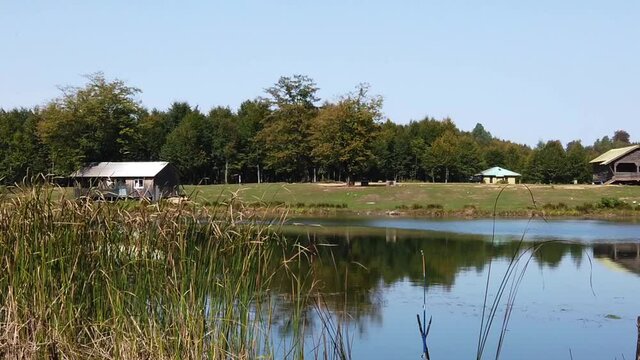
[475,167,521,184]
[589,145,640,184]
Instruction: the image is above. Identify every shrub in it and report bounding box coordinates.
[597,197,631,209]
[575,202,594,212]
[543,202,569,211]
[425,203,443,210]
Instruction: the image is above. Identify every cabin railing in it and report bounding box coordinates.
[612,172,640,180]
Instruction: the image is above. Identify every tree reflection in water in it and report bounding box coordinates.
[268,226,592,337]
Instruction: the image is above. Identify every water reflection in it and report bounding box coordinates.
[273,226,590,323]
[269,222,640,359]
[594,243,640,275]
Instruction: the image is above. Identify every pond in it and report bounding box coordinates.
[275,217,640,359]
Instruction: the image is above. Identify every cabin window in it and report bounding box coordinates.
[616,163,636,173]
[133,179,144,189]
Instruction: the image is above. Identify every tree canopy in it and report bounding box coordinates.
[0,73,636,185]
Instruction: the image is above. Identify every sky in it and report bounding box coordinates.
[1,1,639,146]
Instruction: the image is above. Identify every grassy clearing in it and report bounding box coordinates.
[0,185,348,359]
[184,183,640,216]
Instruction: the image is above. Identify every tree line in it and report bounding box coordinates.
[0,73,635,185]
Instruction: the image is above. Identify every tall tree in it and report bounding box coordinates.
[525,140,568,183]
[565,140,591,183]
[236,99,270,183]
[423,131,459,183]
[310,84,382,184]
[208,106,238,183]
[258,75,319,181]
[38,73,143,174]
[0,109,50,184]
[471,123,493,145]
[160,111,213,183]
[612,130,630,145]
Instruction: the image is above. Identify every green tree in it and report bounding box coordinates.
[612,130,630,145]
[0,109,50,183]
[423,131,459,183]
[236,99,271,183]
[525,140,569,183]
[160,111,213,183]
[208,106,238,183]
[471,123,493,145]
[310,84,382,184]
[258,75,319,181]
[38,73,143,174]
[565,140,591,183]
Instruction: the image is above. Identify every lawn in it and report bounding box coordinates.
[183,182,640,213]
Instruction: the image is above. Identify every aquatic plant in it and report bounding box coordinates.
[0,183,345,359]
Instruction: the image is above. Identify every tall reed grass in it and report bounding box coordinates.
[0,184,346,359]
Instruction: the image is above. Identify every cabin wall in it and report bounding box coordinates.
[125,178,155,199]
[154,165,180,199]
[72,163,181,202]
[592,164,613,183]
[613,149,640,174]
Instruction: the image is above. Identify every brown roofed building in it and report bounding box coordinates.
[590,145,640,184]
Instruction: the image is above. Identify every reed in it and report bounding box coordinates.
[0,183,344,359]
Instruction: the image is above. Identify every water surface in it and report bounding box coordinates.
[275,218,640,359]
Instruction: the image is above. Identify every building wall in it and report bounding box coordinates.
[613,148,640,173]
[481,176,518,184]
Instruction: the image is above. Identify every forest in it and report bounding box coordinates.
[0,73,635,185]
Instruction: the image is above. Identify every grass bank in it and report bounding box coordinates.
[0,185,347,359]
[184,183,640,218]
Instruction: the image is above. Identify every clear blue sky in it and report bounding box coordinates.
[1,1,638,146]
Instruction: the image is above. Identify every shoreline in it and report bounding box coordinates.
[234,205,640,221]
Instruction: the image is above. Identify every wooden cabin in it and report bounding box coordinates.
[71,162,180,201]
[590,145,640,184]
[474,167,521,184]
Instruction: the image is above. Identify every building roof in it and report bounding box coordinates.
[476,166,521,177]
[589,145,640,165]
[71,162,170,178]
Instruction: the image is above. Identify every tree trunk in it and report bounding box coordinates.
[313,168,317,183]
[445,167,449,183]
[257,164,261,184]
[225,161,228,184]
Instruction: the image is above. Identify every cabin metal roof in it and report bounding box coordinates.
[589,145,640,165]
[71,162,170,178]
[475,166,521,177]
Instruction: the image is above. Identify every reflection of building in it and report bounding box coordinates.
[593,243,640,275]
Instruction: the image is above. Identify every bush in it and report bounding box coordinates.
[543,202,569,211]
[597,197,631,210]
[575,202,594,212]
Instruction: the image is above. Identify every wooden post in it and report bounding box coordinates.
[636,316,640,360]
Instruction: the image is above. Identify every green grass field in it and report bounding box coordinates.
[184,182,640,214]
